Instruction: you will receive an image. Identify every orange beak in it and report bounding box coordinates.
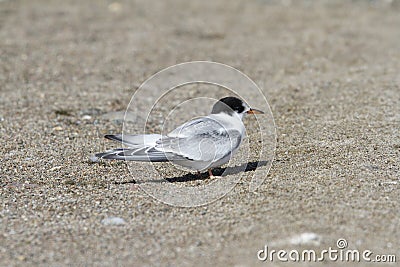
[246,108,264,114]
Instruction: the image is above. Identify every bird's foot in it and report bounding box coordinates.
[208,169,214,178]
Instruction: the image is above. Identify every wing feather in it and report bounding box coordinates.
[156,118,242,161]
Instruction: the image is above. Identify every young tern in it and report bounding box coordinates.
[94,97,264,177]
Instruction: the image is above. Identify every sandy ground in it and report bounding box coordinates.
[1,0,399,266]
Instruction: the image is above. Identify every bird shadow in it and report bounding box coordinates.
[114,160,268,184]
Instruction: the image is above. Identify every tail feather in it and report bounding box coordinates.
[94,147,169,162]
[94,134,174,162]
[92,134,189,162]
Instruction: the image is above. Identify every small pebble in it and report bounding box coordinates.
[52,126,63,131]
[289,232,321,246]
[101,217,126,226]
[82,115,92,120]
[89,155,99,162]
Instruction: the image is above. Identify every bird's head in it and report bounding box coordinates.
[211,96,264,119]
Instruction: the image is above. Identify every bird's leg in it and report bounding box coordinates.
[208,168,214,178]
[196,171,201,177]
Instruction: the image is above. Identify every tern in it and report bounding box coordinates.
[94,97,264,177]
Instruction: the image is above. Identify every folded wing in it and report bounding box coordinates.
[156,118,242,162]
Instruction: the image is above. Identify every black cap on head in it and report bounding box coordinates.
[211,97,247,115]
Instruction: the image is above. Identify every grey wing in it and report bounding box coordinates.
[168,117,216,138]
[157,119,242,161]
